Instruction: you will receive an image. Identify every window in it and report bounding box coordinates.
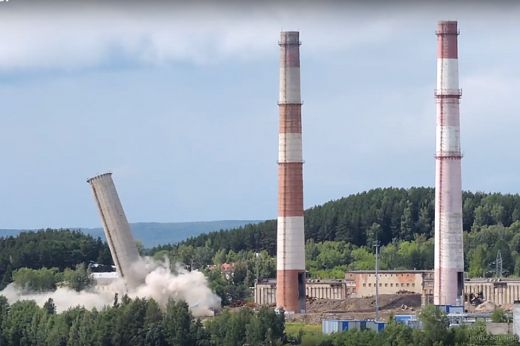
[412,283,415,287]
[368,283,371,287]
[407,283,410,287]
[363,283,366,287]
[390,283,393,287]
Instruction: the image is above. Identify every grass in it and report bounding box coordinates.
[285,322,322,337]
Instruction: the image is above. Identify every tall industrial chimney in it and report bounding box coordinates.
[87,173,143,288]
[434,21,464,306]
[276,31,306,313]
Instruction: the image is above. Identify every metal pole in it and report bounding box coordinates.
[374,240,380,321]
[255,252,260,283]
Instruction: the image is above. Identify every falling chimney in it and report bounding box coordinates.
[87,173,143,288]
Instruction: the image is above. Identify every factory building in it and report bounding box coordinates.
[465,279,520,306]
[255,272,520,309]
[254,278,353,307]
[347,270,520,307]
[346,270,434,305]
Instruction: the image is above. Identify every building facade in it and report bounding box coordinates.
[254,272,520,308]
[465,279,520,306]
[254,278,353,307]
[346,270,434,305]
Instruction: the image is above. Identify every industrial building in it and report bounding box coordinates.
[346,270,434,305]
[276,31,306,313]
[434,20,465,306]
[254,270,520,309]
[254,278,353,306]
[346,270,520,307]
[465,278,520,306]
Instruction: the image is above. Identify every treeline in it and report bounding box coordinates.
[0,295,285,346]
[309,222,520,278]
[172,188,520,254]
[465,223,520,277]
[0,230,111,290]
[151,222,520,307]
[12,264,93,292]
[1,295,518,346]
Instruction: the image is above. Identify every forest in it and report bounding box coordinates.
[174,187,520,253]
[0,295,517,346]
[2,188,520,344]
[2,188,520,303]
[0,295,287,346]
[0,230,111,290]
[151,188,520,283]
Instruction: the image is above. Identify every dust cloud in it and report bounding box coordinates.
[0,257,221,317]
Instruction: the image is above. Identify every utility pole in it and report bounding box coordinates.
[255,252,260,283]
[496,250,503,278]
[374,240,380,321]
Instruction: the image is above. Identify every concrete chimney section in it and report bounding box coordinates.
[434,21,464,306]
[87,173,143,288]
[276,31,306,313]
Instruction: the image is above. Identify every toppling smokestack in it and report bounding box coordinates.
[434,21,464,305]
[87,173,143,288]
[276,31,306,313]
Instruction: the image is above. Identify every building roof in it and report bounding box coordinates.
[91,272,119,279]
[346,270,433,274]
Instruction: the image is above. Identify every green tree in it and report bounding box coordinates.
[491,307,509,323]
[4,300,41,346]
[381,319,414,345]
[45,313,69,346]
[44,297,56,314]
[468,244,488,277]
[223,308,251,346]
[0,296,8,345]
[419,305,451,346]
[0,229,110,290]
[329,328,381,345]
[366,223,383,247]
[12,267,60,292]
[462,320,494,346]
[349,247,375,270]
[78,310,97,346]
[163,299,194,346]
[62,263,93,291]
[400,202,414,241]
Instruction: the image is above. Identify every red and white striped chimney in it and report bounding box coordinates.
[434,20,464,306]
[276,31,306,313]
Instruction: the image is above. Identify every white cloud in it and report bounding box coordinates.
[0,3,402,71]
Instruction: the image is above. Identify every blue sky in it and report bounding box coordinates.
[1,2,520,229]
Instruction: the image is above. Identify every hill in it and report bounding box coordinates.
[1,220,261,248]
[180,187,520,254]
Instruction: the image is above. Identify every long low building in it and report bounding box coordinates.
[465,278,520,306]
[254,278,353,306]
[346,270,434,305]
[254,271,520,308]
[347,270,520,306]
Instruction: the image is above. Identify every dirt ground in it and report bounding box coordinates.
[287,294,422,324]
